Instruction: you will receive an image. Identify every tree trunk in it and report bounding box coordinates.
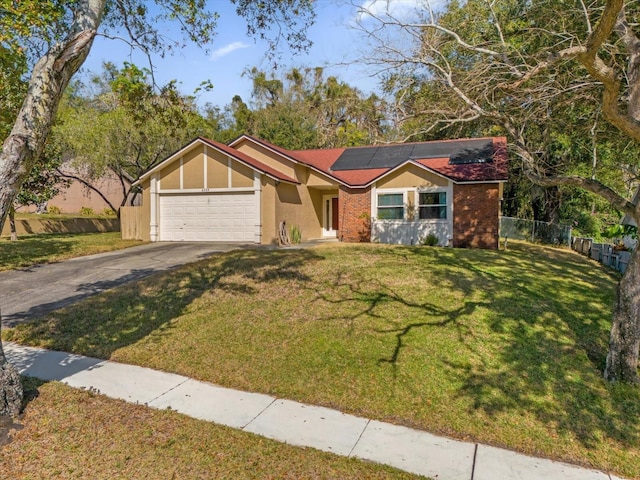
[0,0,107,406]
[0,0,106,234]
[8,205,16,241]
[0,311,22,417]
[605,245,640,384]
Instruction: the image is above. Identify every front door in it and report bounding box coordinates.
[322,195,339,237]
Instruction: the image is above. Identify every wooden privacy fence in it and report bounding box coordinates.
[572,237,632,274]
[120,206,148,241]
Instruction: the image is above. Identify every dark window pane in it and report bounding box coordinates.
[419,192,446,205]
[419,206,447,219]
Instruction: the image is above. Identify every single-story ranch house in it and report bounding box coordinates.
[124,135,508,249]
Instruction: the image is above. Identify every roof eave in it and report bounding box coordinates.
[200,137,300,185]
[340,159,508,188]
[454,179,508,184]
[264,174,300,185]
[229,134,301,165]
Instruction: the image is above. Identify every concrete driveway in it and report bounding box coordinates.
[0,242,247,327]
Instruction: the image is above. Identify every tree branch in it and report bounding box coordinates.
[56,168,118,214]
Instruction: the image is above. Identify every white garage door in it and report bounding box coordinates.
[159,193,257,242]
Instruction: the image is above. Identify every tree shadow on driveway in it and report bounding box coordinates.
[1,269,158,327]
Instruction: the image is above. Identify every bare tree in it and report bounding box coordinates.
[355,0,640,383]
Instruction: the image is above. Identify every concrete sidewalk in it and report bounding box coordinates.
[4,343,625,480]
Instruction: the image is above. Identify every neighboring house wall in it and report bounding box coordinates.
[339,186,371,242]
[19,173,126,214]
[453,183,501,249]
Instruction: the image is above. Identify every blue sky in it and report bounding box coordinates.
[80,0,420,108]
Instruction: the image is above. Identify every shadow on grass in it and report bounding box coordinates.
[5,241,638,470]
[20,376,45,410]
[309,243,638,455]
[438,244,639,451]
[0,234,77,270]
[314,275,483,364]
[5,248,321,359]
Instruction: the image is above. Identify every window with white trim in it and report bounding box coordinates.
[419,191,447,219]
[377,193,404,220]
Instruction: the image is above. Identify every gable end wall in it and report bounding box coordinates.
[453,183,500,249]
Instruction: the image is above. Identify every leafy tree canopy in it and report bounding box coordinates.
[227,67,387,149]
[356,0,640,383]
[53,62,215,210]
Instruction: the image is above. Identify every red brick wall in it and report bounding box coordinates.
[338,186,371,242]
[453,183,500,249]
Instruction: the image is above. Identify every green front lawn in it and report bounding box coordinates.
[0,379,422,479]
[4,242,638,478]
[0,232,144,271]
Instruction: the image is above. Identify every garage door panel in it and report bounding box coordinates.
[160,193,257,242]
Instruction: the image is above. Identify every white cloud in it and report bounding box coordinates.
[210,41,250,61]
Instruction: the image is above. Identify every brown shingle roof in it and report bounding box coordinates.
[229,135,508,187]
[290,137,508,186]
[415,138,508,182]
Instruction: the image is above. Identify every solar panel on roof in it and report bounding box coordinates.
[448,140,495,165]
[329,147,377,170]
[367,144,415,168]
[330,139,494,171]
